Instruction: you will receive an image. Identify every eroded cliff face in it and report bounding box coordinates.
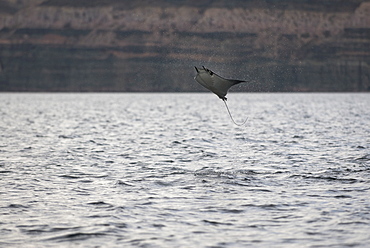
[0,0,369,91]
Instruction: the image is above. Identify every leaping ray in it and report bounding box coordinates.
[194,66,248,126]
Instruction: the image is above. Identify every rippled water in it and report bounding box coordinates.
[1,93,369,247]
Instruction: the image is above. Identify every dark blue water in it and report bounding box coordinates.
[1,93,369,247]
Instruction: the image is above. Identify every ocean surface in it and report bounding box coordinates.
[1,93,369,247]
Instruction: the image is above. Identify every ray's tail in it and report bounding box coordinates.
[223,99,248,126]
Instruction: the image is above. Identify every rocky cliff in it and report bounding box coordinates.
[0,0,369,92]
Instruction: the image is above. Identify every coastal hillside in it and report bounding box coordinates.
[0,0,369,91]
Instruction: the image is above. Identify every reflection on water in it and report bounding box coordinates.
[0,93,369,247]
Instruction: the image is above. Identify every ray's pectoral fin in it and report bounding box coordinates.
[230,79,246,86]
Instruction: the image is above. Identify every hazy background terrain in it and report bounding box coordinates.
[0,0,369,92]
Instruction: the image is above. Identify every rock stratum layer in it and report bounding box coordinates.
[0,0,369,92]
